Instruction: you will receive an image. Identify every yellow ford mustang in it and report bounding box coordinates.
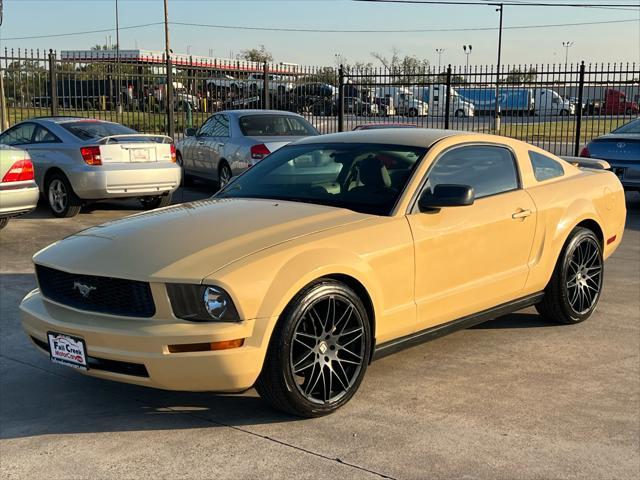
[21,129,626,417]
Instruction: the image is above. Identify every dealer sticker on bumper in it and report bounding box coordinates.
[48,332,88,370]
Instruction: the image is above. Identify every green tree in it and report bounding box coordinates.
[504,68,538,84]
[371,47,430,83]
[239,45,273,63]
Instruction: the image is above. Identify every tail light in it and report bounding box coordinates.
[1,159,35,183]
[80,146,102,165]
[250,143,271,160]
[579,146,590,158]
[170,144,177,163]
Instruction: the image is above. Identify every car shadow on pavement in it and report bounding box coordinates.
[471,312,557,329]
[0,272,559,441]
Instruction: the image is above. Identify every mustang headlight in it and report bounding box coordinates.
[167,284,240,322]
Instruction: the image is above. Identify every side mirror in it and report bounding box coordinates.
[418,184,474,211]
[184,127,197,137]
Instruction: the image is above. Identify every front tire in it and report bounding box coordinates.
[0,217,9,230]
[536,227,603,324]
[46,172,82,218]
[256,280,372,417]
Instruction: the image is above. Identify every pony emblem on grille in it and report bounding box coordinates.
[73,281,96,298]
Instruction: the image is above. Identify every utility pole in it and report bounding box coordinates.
[163,0,175,138]
[494,4,503,134]
[0,0,8,131]
[115,0,122,115]
[435,48,445,72]
[562,41,574,67]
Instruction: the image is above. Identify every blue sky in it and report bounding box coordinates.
[1,0,638,67]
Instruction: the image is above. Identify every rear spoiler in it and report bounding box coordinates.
[561,156,611,171]
[98,134,173,144]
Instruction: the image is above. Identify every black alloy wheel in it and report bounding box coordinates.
[256,280,371,417]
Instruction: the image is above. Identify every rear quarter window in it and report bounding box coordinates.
[529,151,564,182]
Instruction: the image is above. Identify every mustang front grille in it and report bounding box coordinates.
[35,265,155,318]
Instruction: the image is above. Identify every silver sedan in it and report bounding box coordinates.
[0,145,39,230]
[175,110,318,188]
[0,117,181,217]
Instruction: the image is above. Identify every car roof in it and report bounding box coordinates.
[27,116,119,125]
[223,110,305,118]
[294,128,470,148]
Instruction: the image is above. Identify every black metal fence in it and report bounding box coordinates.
[2,48,638,156]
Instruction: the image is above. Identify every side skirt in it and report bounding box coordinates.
[372,292,545,361]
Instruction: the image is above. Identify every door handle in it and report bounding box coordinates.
[197,141,205,145]
[512,209,532,219]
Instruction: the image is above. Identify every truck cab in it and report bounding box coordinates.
[534,89,574,116]
[604,89,639,115]
[420,85,475,117]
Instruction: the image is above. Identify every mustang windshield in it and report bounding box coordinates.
[216,143,427,215]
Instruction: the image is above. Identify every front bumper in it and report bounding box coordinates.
[20,289,273,392]
[68,163,181,200]
[0,182,39,217]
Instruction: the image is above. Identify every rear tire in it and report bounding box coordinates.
[139,193,172,210]
[46,172,82,218]
[0,218,9,230]
[255,279,371,418]
[218,161,232,189]
[536,227,603,324]
[176,152,193,187]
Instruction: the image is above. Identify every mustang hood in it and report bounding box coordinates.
[34,198,368,282]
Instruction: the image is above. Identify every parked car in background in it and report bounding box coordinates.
[175,110,319,188]
[289,83,337,116]
[584,98,603,116]
[344,97,379,116]
[0,145,39,230]
[0,118,180,217]
[247,73,295,94]
[580,117,640,191]
[20,129,626,417]
[353,123,419,130]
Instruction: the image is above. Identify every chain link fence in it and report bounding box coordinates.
[1,48,638,156]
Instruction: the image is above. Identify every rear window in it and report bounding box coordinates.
[612,118,640,134]
[238,115,318,137]
[60,121,137,141]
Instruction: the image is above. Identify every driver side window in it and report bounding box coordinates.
[426,145,519,199]
[197,116,216,136]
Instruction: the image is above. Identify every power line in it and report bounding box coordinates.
[1,22,164,41]
[355,0,640,7]
[171,18,636,32]
[1,16,636,42]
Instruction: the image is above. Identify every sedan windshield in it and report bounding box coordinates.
[612,118,640,134]
[60,121,137,141]
[238,115,318,137]
[216,143,427,215]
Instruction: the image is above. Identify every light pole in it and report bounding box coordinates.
[163,0,175,138]
[494,4,503,134]
[462,44,472,74]
[435,48,445,71]
[562,41,574,67]
[115,0,122,114]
